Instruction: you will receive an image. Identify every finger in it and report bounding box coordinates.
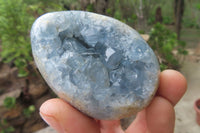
[40,98,100,133]
[99,120,124,133]
[157,69,187,106]
[146,96,175,133]
[126,97,175,133]
[125,110,147,133]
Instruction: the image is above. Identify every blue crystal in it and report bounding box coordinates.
[31,11,160,120]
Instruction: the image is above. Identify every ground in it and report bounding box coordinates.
[174,28,200,133]
[175,48,200,133]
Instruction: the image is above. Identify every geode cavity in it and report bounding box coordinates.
[31,11,160,120]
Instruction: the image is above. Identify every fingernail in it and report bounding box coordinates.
[40,112,63,132]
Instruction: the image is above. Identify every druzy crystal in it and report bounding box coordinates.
[31,11,160,120]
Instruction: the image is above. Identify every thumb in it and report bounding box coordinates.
[40,98,100,133]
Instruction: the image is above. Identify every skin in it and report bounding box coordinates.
[39,70,187,133]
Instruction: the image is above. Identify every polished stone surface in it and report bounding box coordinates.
[31,11,160,120]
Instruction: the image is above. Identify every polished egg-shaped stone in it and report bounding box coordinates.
[31,11,160,120]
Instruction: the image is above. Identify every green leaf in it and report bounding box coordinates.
[160,64,168,71]
[106,8,112,15]
[29,105,36,112]
[23,105,36,118]
[18,68,29,77]
[5,127,15,133]
[149,23,187,69]
[114,10,122,20]
[3,97,16,109]
[86,4,94,12]
[196,3,200,10]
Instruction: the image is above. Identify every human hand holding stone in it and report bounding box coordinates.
[39,70,187,133]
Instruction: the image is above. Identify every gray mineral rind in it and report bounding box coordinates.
[31,11,160,120]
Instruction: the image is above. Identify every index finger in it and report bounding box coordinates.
[157,69,187,106]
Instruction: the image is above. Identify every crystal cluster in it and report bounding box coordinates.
[31,11,160,120]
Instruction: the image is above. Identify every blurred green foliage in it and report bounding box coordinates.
[147,15,156,25]
[0,0,64,77]
[0,0,34,77]
[163,16,173,25]
[183,18,199,28]
[86,4,94,12]
[24,0,64,14]
[196,3,200,10]
[3,97,16,109]
[149,23,187,70]
[23,105,36,118]
[0,119,15,133]
[0,0,195,75]
[183,0,200,28]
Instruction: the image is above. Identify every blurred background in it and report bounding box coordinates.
[0,0,199,133]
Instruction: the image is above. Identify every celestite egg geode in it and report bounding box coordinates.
[31,11,160,120]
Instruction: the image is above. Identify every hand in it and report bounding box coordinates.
[39,70,187,133]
